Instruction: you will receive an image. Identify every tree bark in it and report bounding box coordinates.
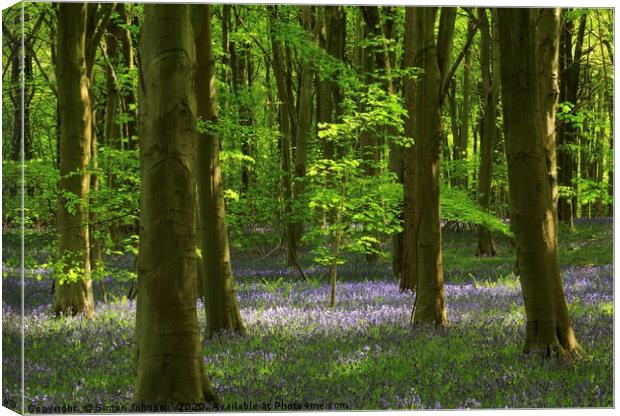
[292,6,315,252]
[316,6,346,160]
[536,8,561,237]
[498,8,580,358]
[410,7,450,326]
[53,3,95,318]
[557,11,586,227]
[400,8,417,292]
[475,8,497,257]
[455,22,475,188]
[193,4,246,336]
[269,6,298,267]
[134,4,218,403]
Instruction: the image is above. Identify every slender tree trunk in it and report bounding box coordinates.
[410,7,448,326]
[53,3,95,318]
[134,4,218,403]
[475,8,497,257]
[400,8,417,292]
[269,6,298,267]
[557,11,586,227]
[193,4,246,336]
[117,3,137,145]
[23,34,33,160]
[292,6,315,251]
[498,8,580,358]
[457,22,474,188]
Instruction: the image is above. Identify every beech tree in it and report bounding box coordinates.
[53,2,95,317]
[193,4,246,336]
[498,8,580,357]
[475,8,499,257]
[408,7,457,325]
[134,4,218,403]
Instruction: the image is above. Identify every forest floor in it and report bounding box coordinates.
[1,220,614,411]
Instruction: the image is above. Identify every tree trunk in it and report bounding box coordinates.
[475,8,497,257]
[455,22,475,188]
[134,4,218,403]
[557,11,586,227]
[400,8,417,292]
[410,7,449,326]
[498,8,580,358]
[193,4,246,336]
[317,6,345,159]
[269,6,298,267]
[536,8,561,237]
[292,6,315,252]
[53,3,95,318]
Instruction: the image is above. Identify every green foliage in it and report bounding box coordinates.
[305,157,403,267]
[576,177,612,207]
[440,185,512,237]
[2,159,59,227]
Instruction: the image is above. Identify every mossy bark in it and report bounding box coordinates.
[134,4,218,403]
[54,3,94,318]
[193,4,246,336]
[498,8,580,358]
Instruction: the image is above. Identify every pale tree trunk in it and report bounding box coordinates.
[400,8,417,292]
[410,7,449,326]
[193,4,246,336]
[498,8,580,358]
[475,8,497,257]
[134,4,218,403]
[456,22,474,189]
[53,3,94,318]
[85,4,115,306]
[118,3,137,144]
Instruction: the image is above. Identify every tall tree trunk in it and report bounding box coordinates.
[382,6,404,277]
[455,22,475,188]
[23,31,33,160]
[475,8,497,257]
[193,4,246,336]
[10,21,21,163]
[134,4,218,403]
[536,8,561,237]
[53,3,95,318]
[410,7,451,326]
[269,6,298,267]
[400,8,417,292]
[498,8,580,358]
[557,11,586,227]
[117,3,137,145]
[229,6,254,195]
[292,6,315,252]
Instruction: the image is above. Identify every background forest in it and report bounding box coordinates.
[1,1,615,412]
